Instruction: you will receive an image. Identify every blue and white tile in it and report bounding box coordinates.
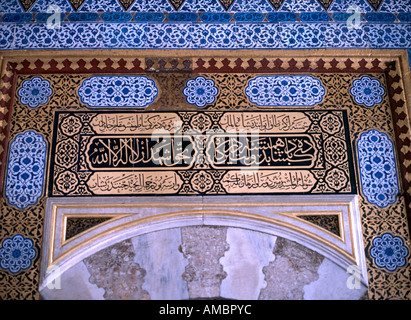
[299,12,331,22]
[78,75,158,108]
[397,13,411,23]
[350,76,385,107]
[0,235,37,274]
[367,23,411,49]
[230,0,275,12]
[57,22,104,49]
[183,76,218,107]
[145,23,192,49]
[133,12,165,22]
[103,23,146,49]
[279,0,324,12]
[370,233,409,272]
[29,0,74,13]
[14,23,60,49]
[266,12,297,22]
[167,12,198,22]
[328,0,373,13]
[67,12,100,22]
[78,0,123,12]
[245,75,326,106]
[324,23,370,48]
[101,12,132,22]
[1,13,33,23]
[18,77,53,108]
[34,12,66,23]
[128,0,175,12]
[364,12,396,22]
[191,23,237,49]
[0,23,15,49]
[233,12,265,22]
[235,23,281,49]
[379,0,411,13]
[357,129,399,208]
[5,130,47,210]
[180,0,224,12]
[0,0,24,13]
[200,12,232,23]
[279,23,326,49]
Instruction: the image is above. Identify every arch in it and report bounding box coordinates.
[39,194,368,292]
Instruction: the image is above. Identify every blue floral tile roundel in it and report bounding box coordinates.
[17,77,53,108]
[183,76,219,107]
[350,76,385,107]
[370,233,409,272]
[0,234,37,274]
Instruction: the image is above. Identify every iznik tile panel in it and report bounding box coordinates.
[357,129,399,208]
[0,235,37,274]
[5,130,47,209]
[78,76,159,108]
[245,75,326,107]
[0,0,409,57]
[49,110,356,197]
[369,233,409,272]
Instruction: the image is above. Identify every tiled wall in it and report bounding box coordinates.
[0,0,410,67]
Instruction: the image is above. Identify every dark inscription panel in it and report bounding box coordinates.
[49,110,356,196]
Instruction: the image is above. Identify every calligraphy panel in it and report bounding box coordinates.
[49,110,356,196]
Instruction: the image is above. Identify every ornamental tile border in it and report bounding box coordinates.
[0,22,410,56]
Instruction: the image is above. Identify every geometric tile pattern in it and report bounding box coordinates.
[183,76,219,107]
[0,234,37,274]
[17,77,53,108]
[369,233,409,272]
[357,129,399,208]
[350,76,385,108]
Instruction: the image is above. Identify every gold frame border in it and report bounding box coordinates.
[47,200,359,269]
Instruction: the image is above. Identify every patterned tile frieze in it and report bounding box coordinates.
[1,0,411,13]
[1,22,410,51]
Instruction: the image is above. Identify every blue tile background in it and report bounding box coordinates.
[0,0,409,71]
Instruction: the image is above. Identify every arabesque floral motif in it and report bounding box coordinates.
[0,235,36,274]
[370,233,409,272]
[350,76,385,107]
[183,76,219,107]
[17,77,53,108]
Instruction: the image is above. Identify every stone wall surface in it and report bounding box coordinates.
[39,226,368,300]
